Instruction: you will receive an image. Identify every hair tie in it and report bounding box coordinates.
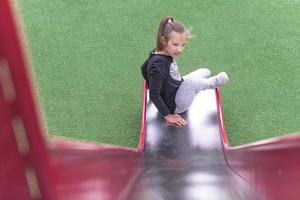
[167,18,173,23]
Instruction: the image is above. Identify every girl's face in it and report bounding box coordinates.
[163,31,187,58]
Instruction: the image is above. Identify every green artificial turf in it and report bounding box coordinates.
[17,0,299,147]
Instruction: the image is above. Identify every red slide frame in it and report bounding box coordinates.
[216,88,300,200]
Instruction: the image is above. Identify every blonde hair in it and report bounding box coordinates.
[156,16,190,51]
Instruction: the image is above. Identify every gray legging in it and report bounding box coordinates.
[175,68,218,113]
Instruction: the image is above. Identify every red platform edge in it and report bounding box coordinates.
[1,1,142,199]
[216,87,300,200]
[0,1,57,199]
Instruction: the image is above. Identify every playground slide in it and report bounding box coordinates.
[1,0,300,199]
[123,87,265,200]
[125,85,300,200]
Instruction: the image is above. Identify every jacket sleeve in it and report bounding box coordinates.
[148,59,170,117]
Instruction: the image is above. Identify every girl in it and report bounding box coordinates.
[141,16,229,126]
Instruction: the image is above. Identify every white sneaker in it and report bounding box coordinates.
[215,72,229,86]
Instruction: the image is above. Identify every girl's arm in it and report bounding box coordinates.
[148,60,170,116]
[148,60,187,126]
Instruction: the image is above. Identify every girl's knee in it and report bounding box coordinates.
[184,68,211,81]
[196,68,211,78]
[183,78,194,86]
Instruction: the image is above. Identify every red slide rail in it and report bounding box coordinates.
[0,1,56,199]
[137,82,148,152]
[0,1,141,199]
[216,87,300,200]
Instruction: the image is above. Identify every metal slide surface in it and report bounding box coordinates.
[125,89,265,200]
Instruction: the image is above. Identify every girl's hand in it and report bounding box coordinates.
[164,114,188,126]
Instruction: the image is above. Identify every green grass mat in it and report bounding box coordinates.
[17,0,300,147]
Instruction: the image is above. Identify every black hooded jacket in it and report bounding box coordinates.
[141,51,183,116]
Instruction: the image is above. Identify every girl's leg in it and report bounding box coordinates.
[175,79,199,114]
[183,68,211,80]
[175,71,229,113]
